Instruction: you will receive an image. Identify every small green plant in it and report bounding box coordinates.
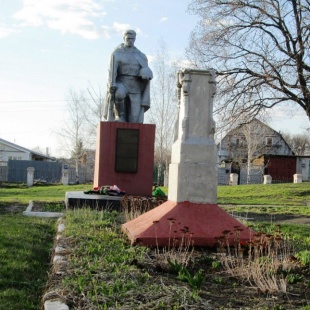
[213,276,223,284]
[177,268,205,290]
[296,250,310,268]
[167,258,184,275]
[211,260,221,269]
[232,282,238,288]
[286,273,303,284]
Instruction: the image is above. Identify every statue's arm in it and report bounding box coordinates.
[138,52,153,80]
[108,53,118,92]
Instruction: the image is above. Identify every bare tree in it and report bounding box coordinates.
[226,120,268,183]
[282,131,310,155]
[57,90,89,175]
[83,83,106,147]
[146,40,178,185]
[71,138,84,177]
[241,120,269,183]
[57,84,105,152]
[32,146,48,155]
[187,0,310,129]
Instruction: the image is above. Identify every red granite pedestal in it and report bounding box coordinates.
[122,201,253,247]
[93,122,155,197]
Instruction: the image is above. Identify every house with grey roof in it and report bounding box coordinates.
[0,138,60,183]
[0,137,54,166]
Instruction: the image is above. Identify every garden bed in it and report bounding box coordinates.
[44,207,310,309]
[30,201,65,212]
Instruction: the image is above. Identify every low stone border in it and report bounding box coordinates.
[22,201,68,308]
[23,201,63,218]
[43,218,70,310]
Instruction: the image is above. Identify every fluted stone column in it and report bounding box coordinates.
[168,69,217,204]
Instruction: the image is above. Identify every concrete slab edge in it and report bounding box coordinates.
[23,200,63,218]
[44,300,69,310]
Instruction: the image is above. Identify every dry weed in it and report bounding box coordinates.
[121,196,156,221]
[216,226,296,294]
[153,219,194,270]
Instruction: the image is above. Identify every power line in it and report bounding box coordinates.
[1,110,67,113]
[0,100,67,103]
[0,97,104,104]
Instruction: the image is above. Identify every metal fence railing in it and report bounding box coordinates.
[0,166,7,182]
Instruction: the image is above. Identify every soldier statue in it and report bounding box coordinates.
[104,29,153,123]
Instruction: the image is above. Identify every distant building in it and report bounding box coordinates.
[0,138,61,183]
[0,137,54,166]
[296,156,310,181]
[218,119,294,163]
[59,149,96,183]
[217,119,296,184]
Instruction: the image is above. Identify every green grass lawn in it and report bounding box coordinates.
[217,182,310,205]
[1,182,310,309]
[0,213,56,310]
[160,182,310,206]
[0,183,93,205]
[1,182,309,206]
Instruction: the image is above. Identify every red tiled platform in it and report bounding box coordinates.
[122,200,253,247]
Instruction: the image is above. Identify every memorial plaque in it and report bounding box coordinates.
[115,128,139,172]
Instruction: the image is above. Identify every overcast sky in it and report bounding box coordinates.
[0,0,308,157]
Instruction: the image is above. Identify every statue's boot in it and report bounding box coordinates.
[114,100,126,122]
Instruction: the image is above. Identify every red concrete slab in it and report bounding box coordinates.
[122,201,253,247]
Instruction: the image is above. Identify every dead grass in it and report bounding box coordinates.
[216,226,298,294]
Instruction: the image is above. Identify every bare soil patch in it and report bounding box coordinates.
[3,204,26,214]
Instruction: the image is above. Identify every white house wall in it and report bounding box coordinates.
[297,157,310,181]
[0,141,32,165]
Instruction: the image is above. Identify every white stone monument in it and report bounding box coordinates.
[62,169,69,186]
[27,167,35,187]
[230,173,239,186]
[293,173,302,183]
[122,68,252,247]
[263,174,272,184]
[169,69,217,203]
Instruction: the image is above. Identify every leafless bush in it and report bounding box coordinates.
[121,196,161,222]
[216,226,296,294]
[153,219,194,270]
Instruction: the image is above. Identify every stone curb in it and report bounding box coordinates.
[23,200,63,218]
[44,300,69,310]
[43,218,70,310]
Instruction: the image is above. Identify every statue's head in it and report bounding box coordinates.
[123,29,136,47]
